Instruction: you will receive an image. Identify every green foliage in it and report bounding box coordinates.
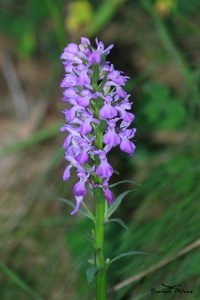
[111,189,200,300]
[177,0,200,15]
[141,83,186,129]
[166,156,195,195]
[0,262,43,300]
[65,219,94,298]
[1,0,200,299]
[0,122,62,157]
[87,0,128,37]
[0,0,65,57]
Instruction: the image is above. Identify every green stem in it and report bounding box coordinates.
[94,188,107,300]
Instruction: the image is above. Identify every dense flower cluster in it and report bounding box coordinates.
[60,37,136,214]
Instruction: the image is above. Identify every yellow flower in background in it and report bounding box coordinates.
[155,0,177,16]
[65,0,93,34]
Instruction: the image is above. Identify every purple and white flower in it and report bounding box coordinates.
[60,37,136,214]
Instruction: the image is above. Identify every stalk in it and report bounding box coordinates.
[94,187,107,300]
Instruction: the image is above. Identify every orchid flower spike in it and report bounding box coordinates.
[60,37,136,214]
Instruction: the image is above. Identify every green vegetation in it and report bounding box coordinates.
[0,0,200,299]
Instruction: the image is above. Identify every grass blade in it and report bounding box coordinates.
[0,122,61,157]
[0,261,43,300]
[87,0,128,37]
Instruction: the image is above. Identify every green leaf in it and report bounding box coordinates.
[86,267,98,284]
[57,198,95,223]
[143,83,170,100]
[159,100,186,129]
[98,120,107,133]
[0,261,43,300]
[105,218,128,230]
[142,83,186,129]
[106,190,134,218]
[94,97,104,109]
[109,250,146,265]
[98,73,108,91]
[91,64,100,90]
[110,180,141,188]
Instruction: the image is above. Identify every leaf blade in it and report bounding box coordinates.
[105,218,128,230]
[110,180,141,188]
[109,251,146,265]
[57,197,95,222]
[107,190,134,218]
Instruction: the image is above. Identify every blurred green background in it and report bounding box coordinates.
[0,0,200,299]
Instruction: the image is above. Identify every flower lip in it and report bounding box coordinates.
[103,128,120,147]
[88,51,101,64]
[104,188,114,204]
[96,158,114,179]
[99,103,118,119]
[120,137,136,156]
[76,152,89,164]
[73,180,87,196]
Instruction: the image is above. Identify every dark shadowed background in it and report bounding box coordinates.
[0,0,200,299]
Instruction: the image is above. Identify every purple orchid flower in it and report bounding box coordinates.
[60,37,136,214]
